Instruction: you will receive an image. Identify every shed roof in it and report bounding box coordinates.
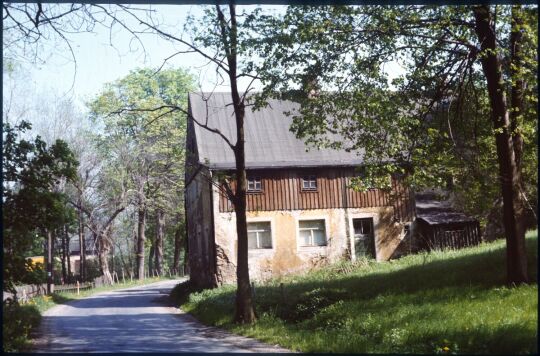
[188,92,365,170]
[415,191,477,225]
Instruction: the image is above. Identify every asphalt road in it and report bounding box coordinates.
[32,279,289,353]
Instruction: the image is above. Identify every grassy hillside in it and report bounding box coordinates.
[179,231,538,354]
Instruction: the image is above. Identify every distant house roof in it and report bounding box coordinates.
[188,92,365,170]
[415,191,477,226]
[69,238,97,255]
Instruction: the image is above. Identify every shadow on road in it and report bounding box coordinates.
[36,312,250,353]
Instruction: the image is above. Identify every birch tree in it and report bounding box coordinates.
[89,68,193,280]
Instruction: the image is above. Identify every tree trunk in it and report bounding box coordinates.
[232,121,256,323]
[78,204,86,281]
[136,205,146,280]
[233,190,256,323]
[509,5,530,229]
[98,242,114,285]
[148,243,154,276]
[61,228,67,283]
[95,231,102,273]
[155,209,165,276]
[473,5,528,284]
[172,221,183,272]
[66,225,71,282]
[46,230,53,294]
[510,5,525,175]
[90,207,125,284]
[217,4,256,323]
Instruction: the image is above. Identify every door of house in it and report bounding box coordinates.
[353,218,376,259]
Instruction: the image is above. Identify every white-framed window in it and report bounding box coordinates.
[247,177,262,192]
[299,219,327,246]
[247,222,272,249]
[302,175,317,191]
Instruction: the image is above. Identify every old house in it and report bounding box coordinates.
[185,92,416,288]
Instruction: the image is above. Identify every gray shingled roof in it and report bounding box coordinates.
[188,92,365,170]
[415,191,477,225]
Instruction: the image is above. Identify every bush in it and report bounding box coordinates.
[275,288,345,323]
[21,260,46,285]
[84,258,103,281]
[2,299,41,352]
[169,280,203,306]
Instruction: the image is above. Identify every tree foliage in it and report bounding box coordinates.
[248,5,537,284]
[89,67,194,279]
[3,120,78,291]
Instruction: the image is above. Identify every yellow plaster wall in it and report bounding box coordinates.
[212,186,406,284]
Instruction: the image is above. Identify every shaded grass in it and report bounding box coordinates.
[180,231,538,354]
[3,276,176,352]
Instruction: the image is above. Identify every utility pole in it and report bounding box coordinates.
[47,230,53,294]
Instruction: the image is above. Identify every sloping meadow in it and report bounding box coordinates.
[180,231,538,354]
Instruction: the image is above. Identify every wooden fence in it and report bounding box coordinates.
[416,220,482,251]
[54,282,93,294]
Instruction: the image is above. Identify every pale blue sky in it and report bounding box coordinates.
[8,4,404,113]
[24,5,244,108]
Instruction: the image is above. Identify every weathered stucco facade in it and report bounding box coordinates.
[185,168,217,288]
[211,183,412,284]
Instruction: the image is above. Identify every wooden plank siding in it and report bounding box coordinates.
[218,168,415,222]
[416,220,481,251]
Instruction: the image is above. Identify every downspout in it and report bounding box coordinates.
[342,171,352,261]
[208,169,218,287]
[183,192,190,277]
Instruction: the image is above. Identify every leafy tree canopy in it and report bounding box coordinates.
[248,5,537,222]
[89,67,195,209]
[3,120,78,290]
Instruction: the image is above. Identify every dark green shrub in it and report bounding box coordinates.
[84,258,102,281]
[21,260,46,285]
[2,299,41,352]
[277,288,345,323]
[169,280,203,306]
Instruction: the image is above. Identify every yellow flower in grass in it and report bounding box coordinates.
[443,346,450,352]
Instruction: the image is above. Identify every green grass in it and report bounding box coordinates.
[3,276,177,352]
[180,231,538,354]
